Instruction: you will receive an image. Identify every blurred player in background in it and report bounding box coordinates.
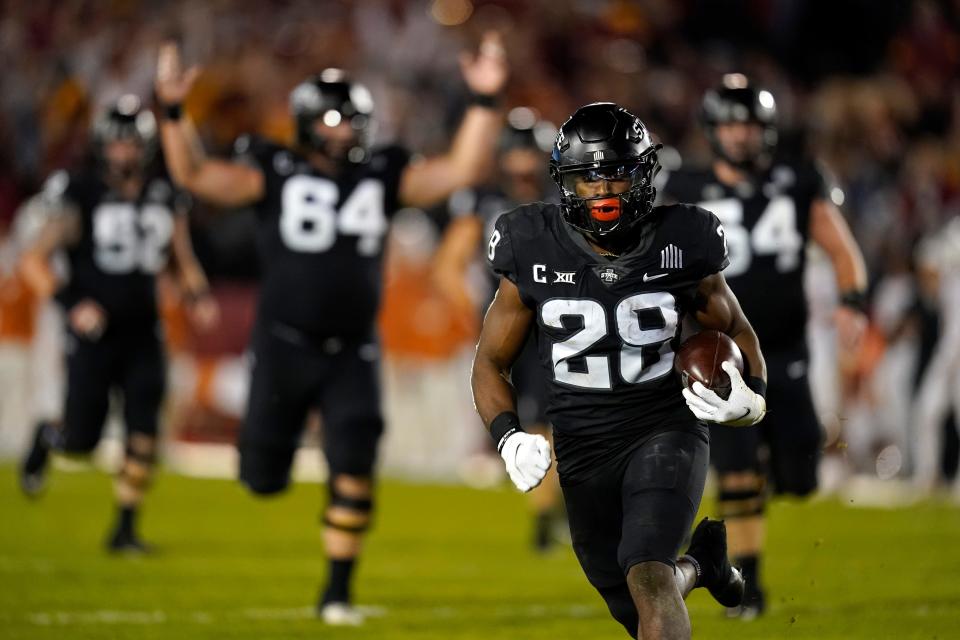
[155,35,508,624]
[660,74,868,618]
[18,95,217,552]
[473,102,768,640]
[433,107,565,551]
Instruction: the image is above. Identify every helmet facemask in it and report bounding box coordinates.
[701,80,778,173]
[93,95,157,181]
[291,72,375,166]
[552,146,661,249]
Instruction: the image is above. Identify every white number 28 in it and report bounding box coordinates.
[539,292,678,390]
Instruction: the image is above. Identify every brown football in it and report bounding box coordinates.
[674,330,744,400]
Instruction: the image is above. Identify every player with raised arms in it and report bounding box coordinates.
[472,102,767,639]
[155,35,508,624]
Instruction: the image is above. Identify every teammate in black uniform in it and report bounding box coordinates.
[155,37,508,624]
[661,74,868,617]
[18,95,216,551]
[434,108,565,551]
[472,102,768,640]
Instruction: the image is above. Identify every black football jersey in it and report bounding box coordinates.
[662,160,829,350]
[488,202,729,441]
[43,167,183,329]
[234,137,410,340]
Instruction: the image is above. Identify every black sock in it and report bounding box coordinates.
[735,554,760,593]
[322,558,356,605]
[116,506,137,536]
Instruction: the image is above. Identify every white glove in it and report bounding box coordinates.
[500,431,552,493]
[682,361,766,427]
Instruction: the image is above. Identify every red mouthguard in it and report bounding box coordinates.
[589,197,621,222]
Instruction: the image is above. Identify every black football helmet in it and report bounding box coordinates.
[550,102,661,243]
[500,107,555,154]
[290,69,374,164]
[701,74,778,171]
[92,94,157,169]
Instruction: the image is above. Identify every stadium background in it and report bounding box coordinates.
[1,1,959,638]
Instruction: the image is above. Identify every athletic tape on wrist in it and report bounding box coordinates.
[746,376,767,399]
[839,289,867,314]
[489,411,524,453]
[467,92,502,109]
[163,103,183,121]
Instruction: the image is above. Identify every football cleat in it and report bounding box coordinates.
[682,517,745,608]
[726,584,766,620]
[106,529,154,555]
[19,423,53,498]
[319,601,364,626]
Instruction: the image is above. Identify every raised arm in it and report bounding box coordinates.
[155,42,264,208]
[398,32,508,209]
[683,271,767,427]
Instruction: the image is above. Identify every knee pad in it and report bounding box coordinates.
[717,473,766,519]
[239,444,294,496]
[597,584,638,639]
[323,478,374,534]
[118,437,157,490]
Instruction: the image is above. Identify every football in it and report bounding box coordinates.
[674,330,744,400]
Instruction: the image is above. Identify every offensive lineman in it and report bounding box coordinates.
[19,95,216,551]
[155,36,508,624]
[472,102,767,640]
[661,74,868,617]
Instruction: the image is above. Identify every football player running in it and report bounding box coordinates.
[472,102,767,640]
[155,35,508,625]
[19,95,217,552]
[661,74,868,618]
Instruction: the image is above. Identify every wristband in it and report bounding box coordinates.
[53,285,82,311]
[467,92,502,109]
[839,289,867,314]
[162,103,183,121]
[746,376,767,399]
[490,411,524,453]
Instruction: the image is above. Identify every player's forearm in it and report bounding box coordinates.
[449,106,502,185]
[831,243,867,296]
[160,119,206,190]
[730,322,766,383]
[471,355,518,428]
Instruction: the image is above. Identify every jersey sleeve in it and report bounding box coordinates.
[696,206,730,277]
[487,211,519,284]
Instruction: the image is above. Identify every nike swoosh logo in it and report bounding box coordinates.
[729,407,752,422]
[643,272,669,282]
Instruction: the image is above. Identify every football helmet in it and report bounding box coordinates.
[290,69,374,164]
[549,102,661,243]
[701,74,778,171]
[92,94,157,173]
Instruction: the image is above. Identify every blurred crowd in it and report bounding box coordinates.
[1,0,959,492]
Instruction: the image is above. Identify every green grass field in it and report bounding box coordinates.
[1,464,958,640]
